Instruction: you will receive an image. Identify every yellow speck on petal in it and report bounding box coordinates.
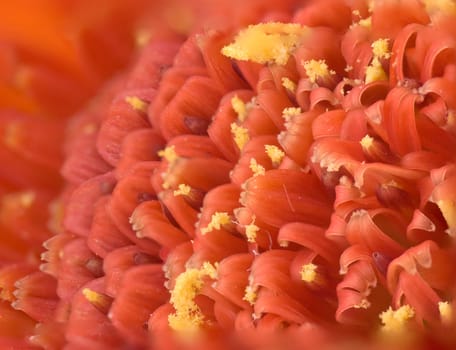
[282,107,302,122]
[249,158,265,177]
[281,77,297,93]
[245,216,260,243]
[125,96,148,113]
[82,123,97,135]
[201,212,231,234]
[365,58,387,83]
[300,263,318,283]
[168,262,217,333]
[174,184,192,197]
[158,145,178,163]
[221,22,308,65]
[82,288,104,304]
[135,29,151,47]
[360,134,374,150]
[380,305,415,333]
[439,301,452,325]
[230,123,249,151]
[0,191,36,222]
[356,16,372,28]
[436,199,456,236]
[372,38,391,59]
[265,144,285,165]
[243,285,257,305]
[231,95,247,122]
[354,299,371,309]
[302,59,335,84]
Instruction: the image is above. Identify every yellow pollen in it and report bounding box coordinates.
[125,96,148,113]
[230,123,249,151]
[265,144,285,165]
[300,263,318,283]
[221,22,308,65]
[365,58,387,84]
[0,192,35,221]
[281,77,297,93]
[201,212,231,234]
[360,135,374,150]
[439,301,452,324]
[436,199,456,236]
[158,145,178,163]
[245,217,260,243]
[173,184,192,197]
[355,16,372,28]
[243,285,257,305]
[354,299,371,309]
[82,288,105,305]
[371,38,391,59]
[135,29,151,47]
[282,107,302,122]
[168,262,217,333]
[249,158,265,177]
[231,95,247,122]
[379,305,415,333]
[302,59,335,84]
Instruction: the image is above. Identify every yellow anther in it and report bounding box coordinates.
[281,77,297,93]
[249,158,265,177]
[302,59,335,84]
[300,263,318,283]
[365,58,387,83]
[125,96,148,113]
[371,38,391,59]
[173,184,192,197]
[230,123,249,151]
[231,95,248,122]
[265,144,285,165]
[168,262,217,333]
[243,285,257,305]
[158,145,178,163]
[200,212,231,234]
[439,301,452,325]
[221,22,308,65]
[379,305,415,333]
[282,107,302,123]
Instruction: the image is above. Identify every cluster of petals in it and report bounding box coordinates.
[2,0,456,349]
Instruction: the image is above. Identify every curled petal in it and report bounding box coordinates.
[277,222,341,264]
[65,278,123,349]
[383,87,423,156]
[387,240,456,294]
[392,273,441,327]
[345,208,406,258]
[242,169,331,228]
[130,200,188,250]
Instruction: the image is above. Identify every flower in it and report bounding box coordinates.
[2,0,456,349]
